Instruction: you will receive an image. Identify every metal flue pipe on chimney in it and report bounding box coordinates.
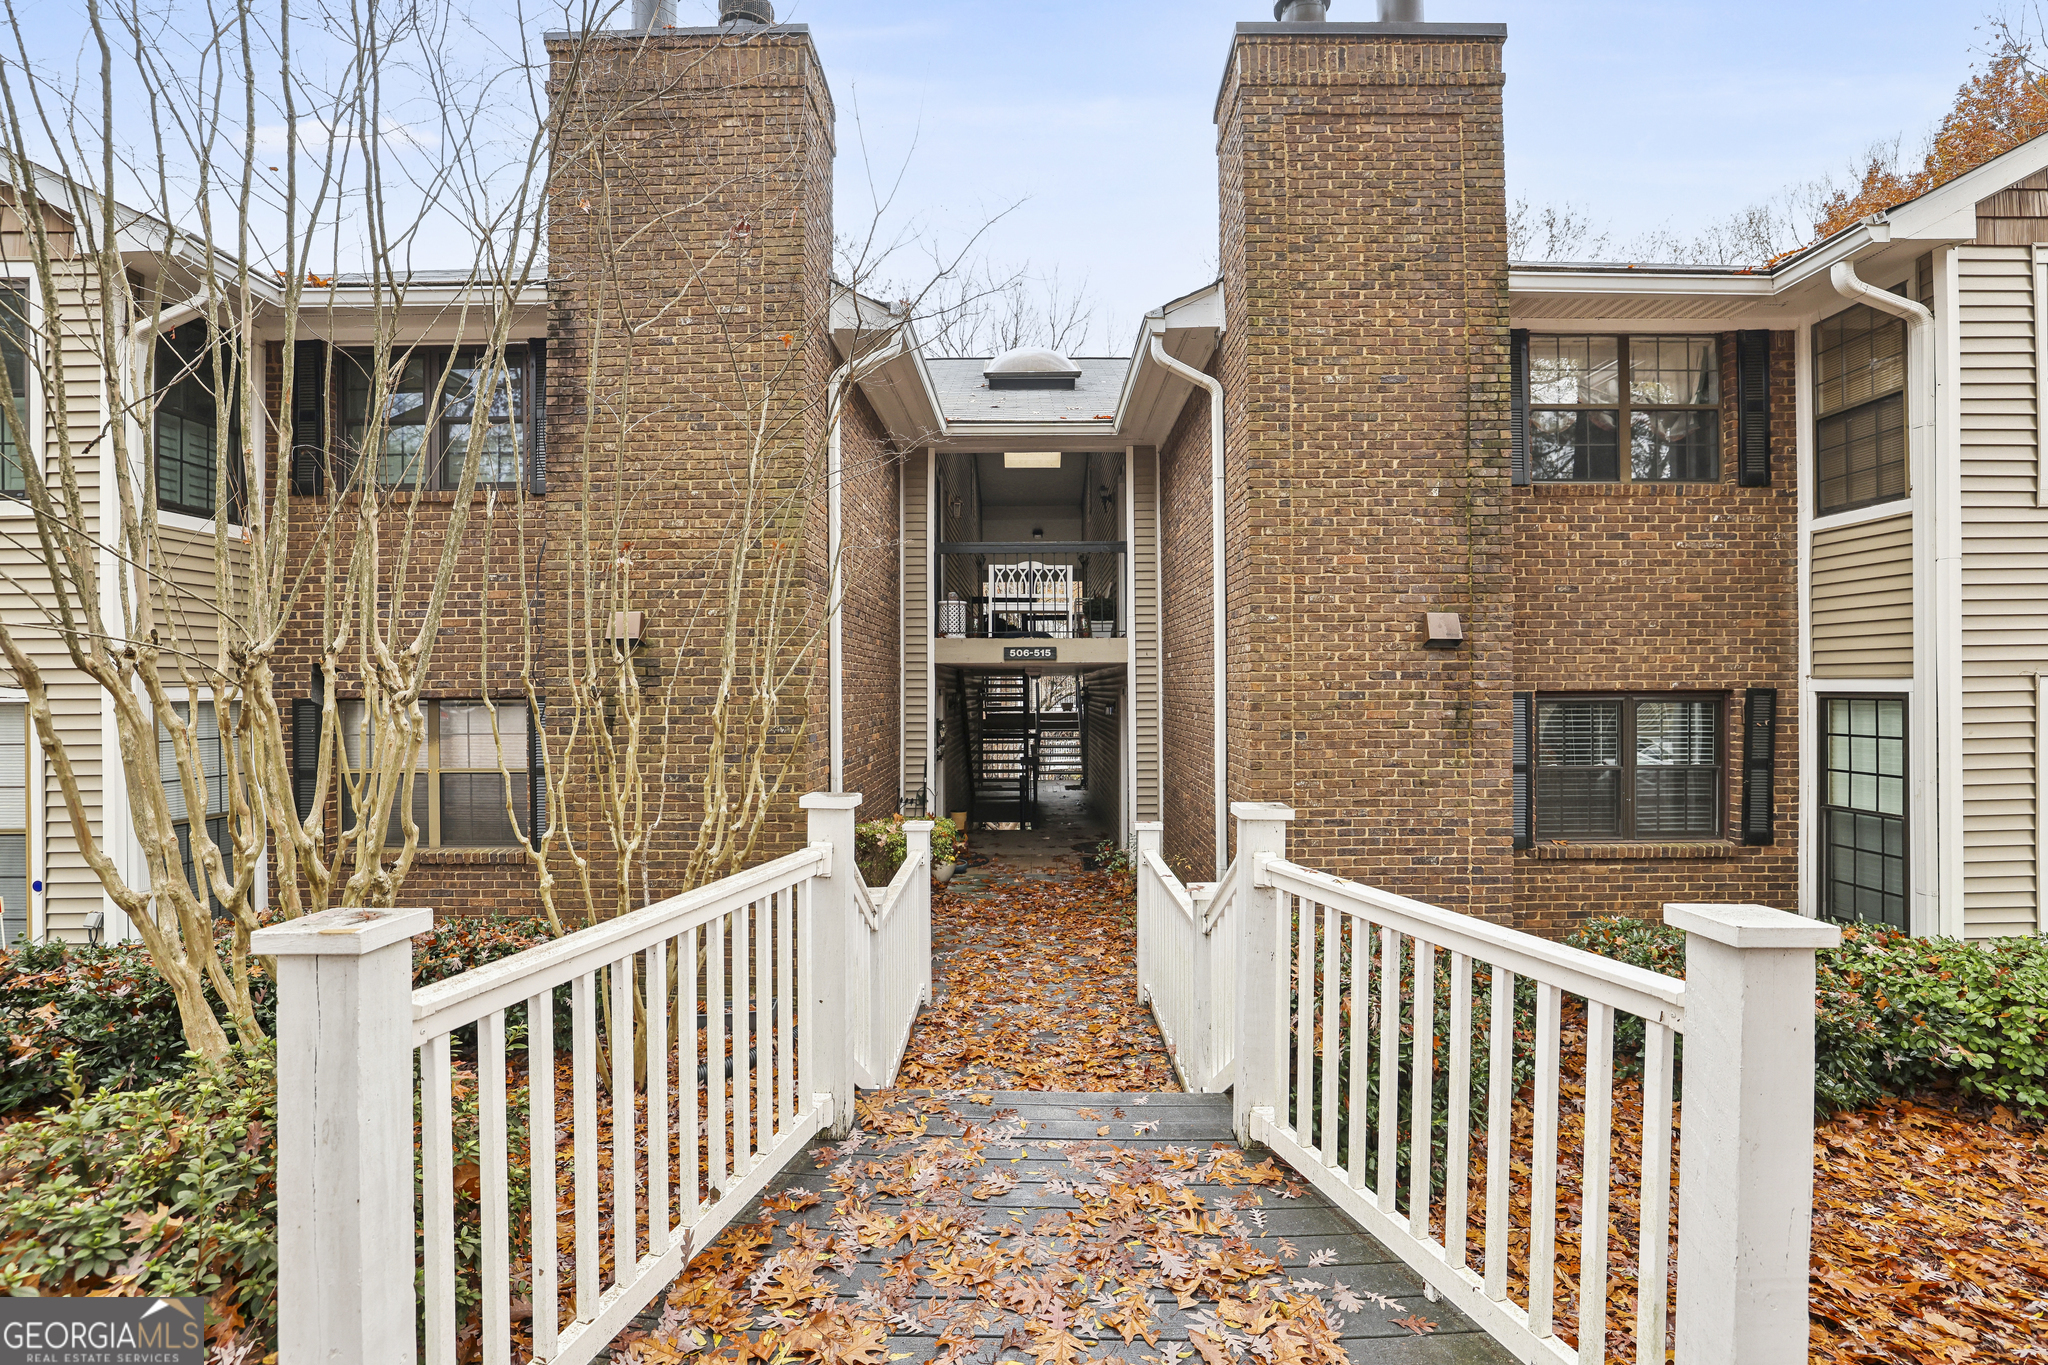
[631,0,675,30]
[720,0,775,24]
[1273,1,1428,19]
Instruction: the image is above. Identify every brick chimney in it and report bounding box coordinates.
[543,21,839,840]
[1210,12,1511,913]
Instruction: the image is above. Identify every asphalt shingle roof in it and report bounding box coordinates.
[926,356,1131,425]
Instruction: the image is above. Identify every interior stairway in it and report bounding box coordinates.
[966,671,1037,827]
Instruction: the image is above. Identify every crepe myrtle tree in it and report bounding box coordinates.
[477,41,1025,1084]
[0,0,613,1062]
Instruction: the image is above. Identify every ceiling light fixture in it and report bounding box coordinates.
[1004,452,1062,469]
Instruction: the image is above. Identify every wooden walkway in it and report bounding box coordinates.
[618,1090,1513,1364]
[613,868,1512,1364]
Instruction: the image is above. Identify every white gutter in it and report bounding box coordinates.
[1830,258,1943,935]
[1147,334,1228,877]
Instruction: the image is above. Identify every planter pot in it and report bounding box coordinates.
[933,863,957,884]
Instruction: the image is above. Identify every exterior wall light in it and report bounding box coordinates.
[608,611,646,650]
[1424,612,1465,649]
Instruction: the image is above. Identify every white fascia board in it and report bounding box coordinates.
[1509,224,1899,317]
[1508,269,1777,299]
[932,422,1119,453]
[1883,132,2048,241]
[1113,283,1224,444]
[852,343,945,444]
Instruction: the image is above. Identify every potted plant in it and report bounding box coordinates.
[930,815,961,884]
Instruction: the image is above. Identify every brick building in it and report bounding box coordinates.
[12,0,2048,943]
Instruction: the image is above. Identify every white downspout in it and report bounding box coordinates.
[1148,334,1228,878]
[1830,258,1942,934]
[828,361,851,795]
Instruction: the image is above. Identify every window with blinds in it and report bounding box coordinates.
[1533,694,1723,842]
[158,701,230,914]
[0,704,24,946]
[153,321,243,520]
[1814,303,1907,515]
[339,698,527,847]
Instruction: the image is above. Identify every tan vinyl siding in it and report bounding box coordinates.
[1811,513,1913,678]
[1957,246,2048,939]
[901,448,929,806]
[1131,446,1160,823]
[6,252,109,939]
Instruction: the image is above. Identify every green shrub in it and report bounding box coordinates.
[0,1049,278,1343]
[1564,915,2048,1116]
[0,942,276,1116]
[857,814,960,884]
[412,916,556,989]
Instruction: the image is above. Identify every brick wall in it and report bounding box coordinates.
[276,27,843,919]
[1211,26,1514,918]
[838,384,903,822]
[1511,332,1800,934]
[1158,383,1217,881]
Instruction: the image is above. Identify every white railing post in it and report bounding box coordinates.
[252,905,433,1365]
[1230,802,1295,1145]
[1134,823,1162,1004]
[1664,903,1840,1365]
[904,820,934,1007]
[802,792,862,1136]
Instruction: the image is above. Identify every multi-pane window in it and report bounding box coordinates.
[159,701,230,914]
[0,704,25,946]
[1530,335,1721,483]
[1533,694,1722,841]
[154,322,242,519]
[1814,304,1907,515]
[1820,697,1907,929]
[339,698,528,847]
[0,283,27,496]
[337,346,525,490]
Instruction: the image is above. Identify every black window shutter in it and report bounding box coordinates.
[290,340,327,496]
[526,337,548,496]
[1513,691,1533,849]
[292,698,321,824]
[1742,687,1778,845]
[1737,330,1771,487]
[1509,329,1530,487]
[528,699,547,838]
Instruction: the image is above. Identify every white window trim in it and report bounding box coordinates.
[1803,677,1915,935]
[0,277,42,520]
[1810,497,1912,536]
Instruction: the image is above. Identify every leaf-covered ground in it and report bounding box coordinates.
[1808,1094,2048,1362]
[896,871,1179,1093]
[612,1091,1505,1365]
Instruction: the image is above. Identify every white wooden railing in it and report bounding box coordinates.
[254,791,926,1365]
[851,821,934,1087]
[1134,822,1235,1092]
[1142,802,1837,1365]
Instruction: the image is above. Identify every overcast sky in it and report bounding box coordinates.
[749,0,1990,352]
[9,0,1995,353]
